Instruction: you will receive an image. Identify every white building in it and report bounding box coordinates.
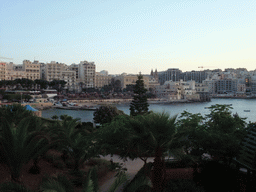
[79,61,95,88]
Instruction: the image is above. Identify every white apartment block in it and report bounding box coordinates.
[45,61,65,81]
[79,61,95,88]
[61,67,76,91]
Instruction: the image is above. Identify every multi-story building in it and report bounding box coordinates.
[40,63,46,80]
[214,79,238,94]
[115,74,150,90]
[45,61,66,82]
[61,68,76,91]
[0,62,6,80]
[95,72,112,89]
[155,79,199,101]
[5,62,26,80]
[69,64,79,80]
[181,70,207,83]
[158,68,182,85]
[79,61,96,88]
[23,60,40,80]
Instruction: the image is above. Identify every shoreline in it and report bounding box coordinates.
[27,96,256,111]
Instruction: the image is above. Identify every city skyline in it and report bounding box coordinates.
[1,0,256,74]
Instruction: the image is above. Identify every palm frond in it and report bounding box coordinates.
[123,175,152,192]
[40,174,74,192]
[108,171,128,192]
[82,168,94,192]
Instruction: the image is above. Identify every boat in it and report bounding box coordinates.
[244,110,250,112]
[54,105,97,111]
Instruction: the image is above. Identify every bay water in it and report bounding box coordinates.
[42,98,256,123]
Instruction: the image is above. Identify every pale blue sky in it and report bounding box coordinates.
[1,0,255,74]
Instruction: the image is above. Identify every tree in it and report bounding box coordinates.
[0,117,51,182]
[34,79,49,90]
[113,79,122,92]
[96,112,184,192]
[176,111,206,158]
[203,104,247,163]
[49,80,67,93]
[176,104,248,165]
[129,73,149,116]
[93,105,125,125]
[0,104,35,125]
[51,118,97,172]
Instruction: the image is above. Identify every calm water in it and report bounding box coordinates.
[42,98,256,123]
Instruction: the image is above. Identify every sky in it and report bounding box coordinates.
[1,0,256,74]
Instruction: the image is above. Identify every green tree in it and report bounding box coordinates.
[49,80,67,93]
[129,73,149,116]
[203,104,247,163]
[93,105,125,125]
[52,118,97,172]
[176,111,206,158]
[51,115,59,120]
[96,112,183,192]
[34,79,49,90]
[176,105,247,165]
[0,104,35,125]
[0,117,51,182]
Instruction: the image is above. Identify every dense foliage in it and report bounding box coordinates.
[129,74,149,116]
[176,104,247,164]
[93,105,125,125]
[0,104,35,125]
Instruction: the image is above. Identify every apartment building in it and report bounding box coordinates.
[5,62,26,80]
[115,74,149,89]
[40,63,46,80]
[61,69,76,91]
[23,60,40,80]
[95,72,112,89]
[158,68,182,85]
[69,64,79,80]
[181,70,207,83]
[79,61,95,88]
[214,79,238,94]
[45,61,66,81]
[0,62,6,80]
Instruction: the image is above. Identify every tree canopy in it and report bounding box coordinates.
[129,74,149,116]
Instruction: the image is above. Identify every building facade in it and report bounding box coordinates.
[23,60,40,80]
[79,61,96,88]
[45,61,66,82]
[95,72,112,89]
[0,62,6,81]
[115,74,150,90]
[158,68,182,85]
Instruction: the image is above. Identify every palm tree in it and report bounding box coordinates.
[52,118,96,172]
[97,112,182,191]
[0,117,51,182]
[128,112,180,192]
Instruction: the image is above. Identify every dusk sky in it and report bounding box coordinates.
[1,0,255,74]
